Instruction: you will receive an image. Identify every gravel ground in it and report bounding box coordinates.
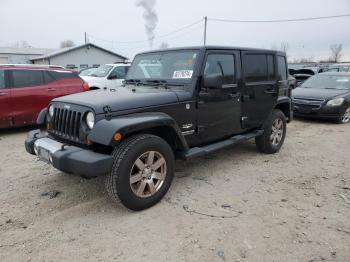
[0,119,349,262]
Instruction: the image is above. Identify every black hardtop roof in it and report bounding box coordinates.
[137,45,286,56]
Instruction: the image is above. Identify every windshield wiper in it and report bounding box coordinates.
[124,79,141,85]
[145,80,185,89]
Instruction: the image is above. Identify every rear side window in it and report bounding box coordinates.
[50,70,79,79]
[244,54,268,82]
[204,54,236,84]
[12,70,44,88]
[0,70,5,89]
[277,56,287,80]
[44,71,56,83]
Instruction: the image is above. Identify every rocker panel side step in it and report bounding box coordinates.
[180,129,263,159]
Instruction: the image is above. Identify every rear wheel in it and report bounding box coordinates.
[255,109,287,154]
[105,134,174,211]
[337,107,350,124]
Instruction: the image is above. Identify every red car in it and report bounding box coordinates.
[0,65,89,128]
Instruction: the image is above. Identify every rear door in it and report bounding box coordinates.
[197,50,243,143]
[241,52,278,128]
[49,70,84,95]
[0,69,12,128]
[10,69,57,126]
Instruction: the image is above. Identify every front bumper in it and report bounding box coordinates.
[293,104,342,120]
[25,130,113,177]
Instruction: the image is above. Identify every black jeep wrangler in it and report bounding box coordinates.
[25,46,292,210]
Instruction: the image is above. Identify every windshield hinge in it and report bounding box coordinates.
[103,105,112,120]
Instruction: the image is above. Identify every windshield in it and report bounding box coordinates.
[79,68,95,76]
[126,50,199,82]
[88,65,113,77]
[301,74,350,90]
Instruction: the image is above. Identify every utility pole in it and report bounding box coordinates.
[203,16,207,46]
[84,32,87,44]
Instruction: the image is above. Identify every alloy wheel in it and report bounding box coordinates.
[129,151,167,198]
[341,107,350,123]
[270,118,284,146]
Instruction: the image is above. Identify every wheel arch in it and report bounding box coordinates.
[274,97,292,122]
[89,112,189,153]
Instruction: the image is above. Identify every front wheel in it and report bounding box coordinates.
[255,109,287,154]
[337,106,350,124]
[105,134,174,211]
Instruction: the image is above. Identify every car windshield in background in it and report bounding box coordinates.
[126,50,199,82]
[79,68,95,76]
[301,74,350,90]
[88,65,113,77]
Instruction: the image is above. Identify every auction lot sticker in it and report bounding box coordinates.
[173,70,193,79]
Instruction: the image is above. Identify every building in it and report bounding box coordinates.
[30,43,128,69]
[0,47,54,64]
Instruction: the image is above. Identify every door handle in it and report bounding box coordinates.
[47,88,56,92]
[264,89,277,94]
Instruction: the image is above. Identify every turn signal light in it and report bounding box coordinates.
[82,82,90,91]
[114,132,122,141]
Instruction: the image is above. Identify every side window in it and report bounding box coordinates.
[0,70,5,89]
[277,56,287,80]
[92,64,100,68]
[43,71,56,84]
[204,54,235,84]
[109,66,127,79]
[244,54,268,82]
[12,70,44,88]
[80,64,88,69]
[267,55,275,80]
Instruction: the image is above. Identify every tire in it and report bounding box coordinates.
[337,106,350,124]
[105,134,174,211]
[255,109,287,154]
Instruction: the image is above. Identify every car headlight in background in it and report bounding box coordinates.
[48,105,54,117]
[326,97,344,107]
[86,111,95,129]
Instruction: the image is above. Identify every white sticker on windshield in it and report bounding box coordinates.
[173,70,193,79]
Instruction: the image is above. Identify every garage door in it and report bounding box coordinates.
[0,57,9,64]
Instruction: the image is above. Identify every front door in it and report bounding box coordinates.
[241,52,278,128]
[197,51,242,144]
[0,70,12,128]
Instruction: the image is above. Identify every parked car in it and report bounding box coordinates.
[292,72,350,123]
[0,65,89,128]
[289,68,316,86]
[324,63,350,73]
[79,63,130,90]
[79,67,95,76]
[25,46,292,210]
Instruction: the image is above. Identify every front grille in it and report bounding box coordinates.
[50,107,83,142]
[293,97,325,109]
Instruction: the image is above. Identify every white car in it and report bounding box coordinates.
[80,63,130,90]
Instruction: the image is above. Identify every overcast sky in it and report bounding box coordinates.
[1,0,350,61]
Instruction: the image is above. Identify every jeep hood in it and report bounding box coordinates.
[52,86,180,114]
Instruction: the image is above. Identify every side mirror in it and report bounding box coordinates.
[203,74,223,89]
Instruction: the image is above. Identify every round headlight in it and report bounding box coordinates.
[48,105,54,117]
[86,112,95,129]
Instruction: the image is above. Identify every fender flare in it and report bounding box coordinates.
[88,112,189,150]
[37,108,47,125]
[275,96,293,122]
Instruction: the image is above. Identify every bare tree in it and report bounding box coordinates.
[330,44,343,62]
[159,42,169,49]
[60,40,75,48]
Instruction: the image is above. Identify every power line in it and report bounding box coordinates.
[87,18,204,45]
[208,13,350,23]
